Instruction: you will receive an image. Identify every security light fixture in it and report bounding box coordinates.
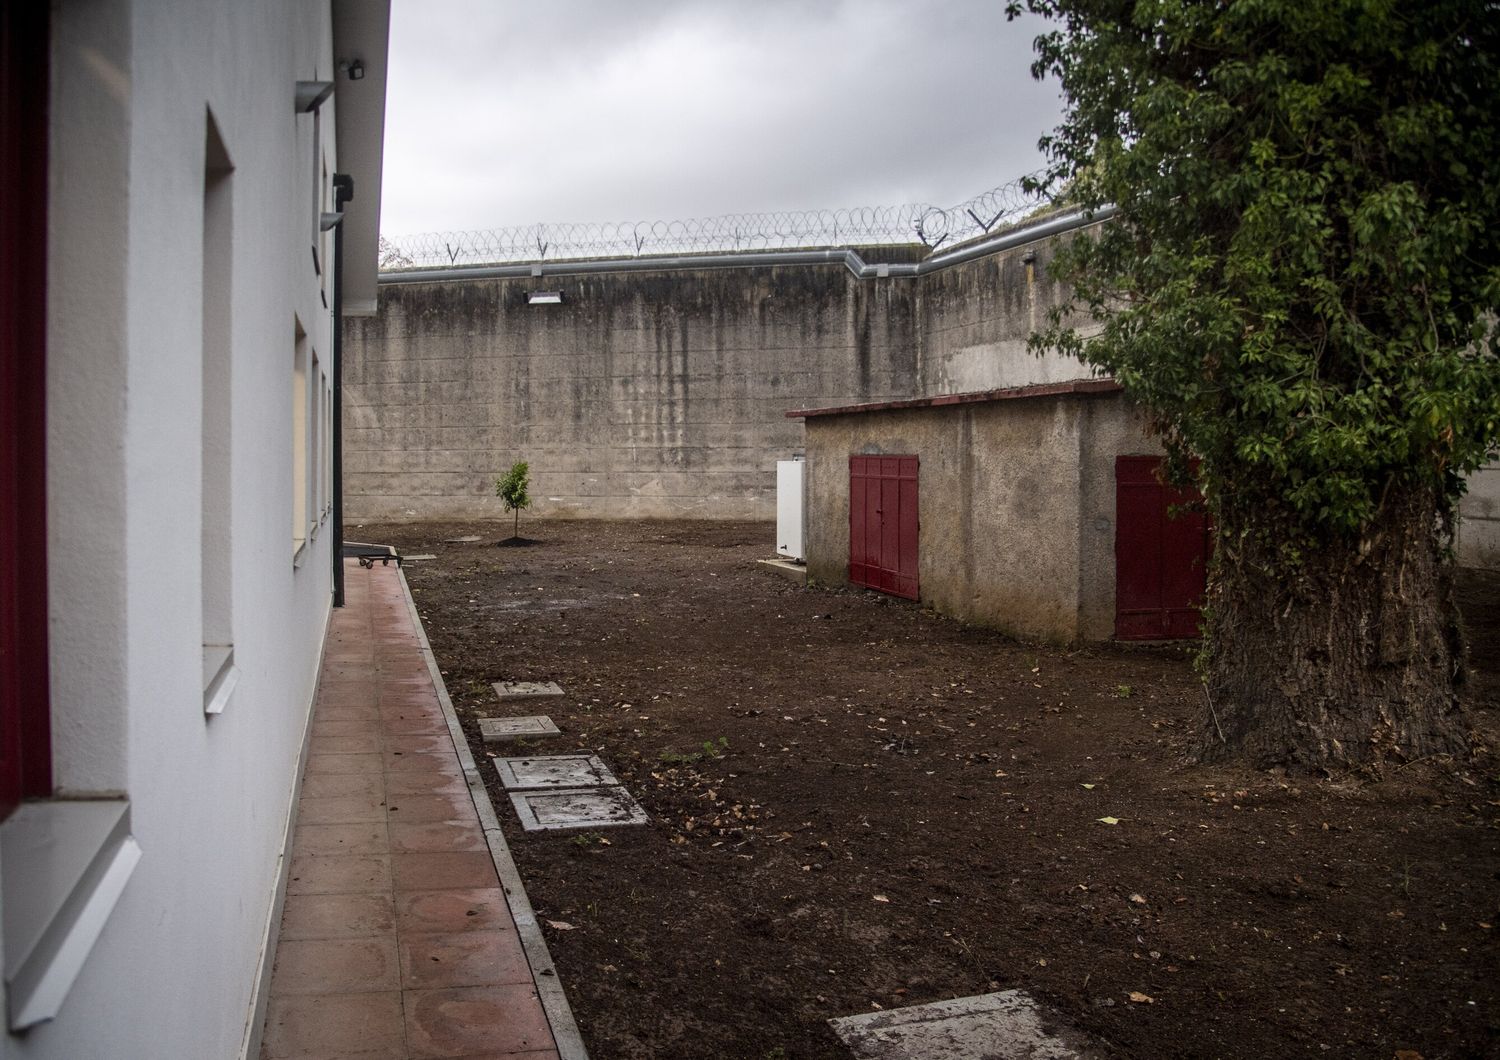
[339,59,365,81]
[295,80,334,114]
[528,291,564,305]
[320,211,344,232]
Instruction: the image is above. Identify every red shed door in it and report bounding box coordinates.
[849,455,918,600]
[1115,456,1209,640]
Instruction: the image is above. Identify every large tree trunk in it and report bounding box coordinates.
[1198,484,1471,770]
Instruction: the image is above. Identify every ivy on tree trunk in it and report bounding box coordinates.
[1010,0,1499,768]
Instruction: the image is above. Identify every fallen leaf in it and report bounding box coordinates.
[1128,991,1154,1004]
[545,920,576,931]
[1097,816,1121,826]
[1129,893,1147,905]
[1082,783,1096,790]
[873,895,890,903]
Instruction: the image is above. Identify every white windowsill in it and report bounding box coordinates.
[202,644,238,716]
[292,539,307,569]
[1,800,141,1031]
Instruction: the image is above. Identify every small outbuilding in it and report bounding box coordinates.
[790,379,1212,643]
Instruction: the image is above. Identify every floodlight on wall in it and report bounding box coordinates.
[527,291,564,305]
[339,59,365,81]
[320,212,344,232]
[295,80,334,113]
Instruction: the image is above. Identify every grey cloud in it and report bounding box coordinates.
[382,0,1062,235]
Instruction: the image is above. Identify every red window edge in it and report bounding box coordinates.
[0,3,53,819]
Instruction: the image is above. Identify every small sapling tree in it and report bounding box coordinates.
[1010,0,1500,768]
[495,461,533,542]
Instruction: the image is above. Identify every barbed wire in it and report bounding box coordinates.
[380,172,1051,269]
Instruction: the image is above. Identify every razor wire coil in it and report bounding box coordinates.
[380,172,1050,269]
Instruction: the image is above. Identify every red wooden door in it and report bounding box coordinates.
[849,456,919,600]
[1115,456,1210,640]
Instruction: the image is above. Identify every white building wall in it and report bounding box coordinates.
[5,2,351,1056]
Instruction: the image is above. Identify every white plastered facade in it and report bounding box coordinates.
[0,2,387,1057]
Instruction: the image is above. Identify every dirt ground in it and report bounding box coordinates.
[359,519,1500,1060]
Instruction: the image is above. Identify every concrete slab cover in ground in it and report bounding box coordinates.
[480,715,563,741]
[495,680,566,701]
[829,990,1107,1060]
[508,788,649,832]
[495,755,619,791]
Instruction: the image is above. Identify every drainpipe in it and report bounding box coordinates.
[331,172,354,606]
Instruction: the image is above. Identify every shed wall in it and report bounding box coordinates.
[1458,467,1500,571]
[804,392,1160,642]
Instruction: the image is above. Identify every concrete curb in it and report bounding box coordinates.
[396,567,590,1060]
[756,557,808,584]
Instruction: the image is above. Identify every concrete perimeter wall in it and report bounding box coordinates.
[342,234,1089,522]
[803,391,1159,643]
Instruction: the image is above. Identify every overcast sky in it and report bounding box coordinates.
[380,1,1064,237]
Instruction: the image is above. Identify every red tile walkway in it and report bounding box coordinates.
[260,562,562,1059]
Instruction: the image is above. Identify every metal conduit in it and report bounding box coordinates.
[377,205,1119,286]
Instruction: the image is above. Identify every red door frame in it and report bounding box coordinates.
[0,4,53,819]
[849,455,919,600]
[1114,455,1210,640]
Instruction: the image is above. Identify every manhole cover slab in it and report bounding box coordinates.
[479,715,561,742]
[829,989,1106,1059]
[509,787,648,832]
[493,680,565,701]
[494,754,618,791]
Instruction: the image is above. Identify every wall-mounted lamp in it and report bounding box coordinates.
[338,59,366,81]
[527,291,564,305]
[320,212,344,232]
[295,80,334,114]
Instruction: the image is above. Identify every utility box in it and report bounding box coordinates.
[776,458,805,561]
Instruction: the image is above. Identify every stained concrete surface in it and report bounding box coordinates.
[829,990,1106,1060]
[342,237,1086,524]
[494,755,619,791]
[480,716,562,742]
[494,680,566,701]
[800,389,1156,643]
[508,788,649,833]
[757,557,808,584]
